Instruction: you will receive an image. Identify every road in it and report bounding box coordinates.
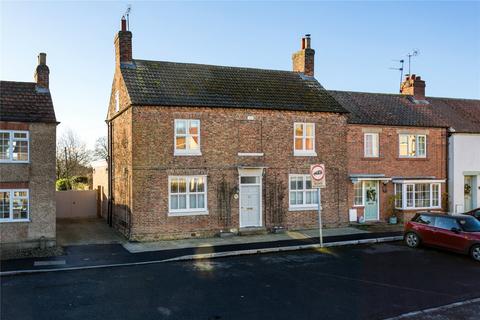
[1,242,479,320]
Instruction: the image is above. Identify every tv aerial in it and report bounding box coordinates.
[124,4,132,31]
[406,49,420,75]
[389,59,404,93]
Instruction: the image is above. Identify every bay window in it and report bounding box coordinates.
[0,190,29,222]
[174,120,200,155]
[169,176,207,215]
[289,175,318,210]
[394,183,441,209]
[0,130,29,163]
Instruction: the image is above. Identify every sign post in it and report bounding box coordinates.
[310,164,326,247]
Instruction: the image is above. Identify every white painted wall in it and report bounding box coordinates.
[449,133,480,213]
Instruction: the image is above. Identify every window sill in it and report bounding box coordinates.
[294,151,317,157]
[361,157,383,161]
[0,161,30,164]
[238,152,264,157]
[288,206,319,212]
[0,219,30,223]
[174,151,202,157]
[396,157,428,161]
[168,210,209,217]
[396,206,441,210]
[353,205,365,208]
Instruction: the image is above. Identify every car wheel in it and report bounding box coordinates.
[405,232,420,248]
[471,245,480,262]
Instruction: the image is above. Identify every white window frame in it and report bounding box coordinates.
[293,122,316,156]
[398,134,427,158]
[168,175,208,216]
[0,130,30,163]
[0,189,30,222]
[395,182,441,210]
[353,181,364,206]
[288,174,319,211]
[364,133,379,158]
[174,119,201,156]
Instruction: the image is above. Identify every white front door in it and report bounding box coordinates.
[240,183,261,228]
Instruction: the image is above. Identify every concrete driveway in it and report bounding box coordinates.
[56,218,125,246]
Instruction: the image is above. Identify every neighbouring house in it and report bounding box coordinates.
[441,102,480,213]
[331,75,449,222]
[106,18,350,241]
[0,53,57,249]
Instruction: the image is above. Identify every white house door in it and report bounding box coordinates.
[239,177,261,228]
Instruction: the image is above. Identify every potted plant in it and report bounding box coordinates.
[386,194,398,224]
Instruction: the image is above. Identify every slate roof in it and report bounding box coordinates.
[0,81,57,123]
[120,59,347,113]
[329,90,480,133]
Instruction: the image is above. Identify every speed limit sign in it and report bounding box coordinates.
[310,164,326,188]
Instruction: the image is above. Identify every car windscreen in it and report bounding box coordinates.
[458,217,480,232]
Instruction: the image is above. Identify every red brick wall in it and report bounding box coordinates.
[347,124,448,222]
[111,106,350,240]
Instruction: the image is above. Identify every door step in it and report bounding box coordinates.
[238,227,268,236]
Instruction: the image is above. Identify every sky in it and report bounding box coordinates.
[1,1,479,148]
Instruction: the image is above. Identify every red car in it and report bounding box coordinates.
[464,208,480,221]
[404,212,480,262]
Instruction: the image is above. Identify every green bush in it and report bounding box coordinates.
[56,178,71,191]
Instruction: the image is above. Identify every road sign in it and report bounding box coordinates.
[310,164,326,189]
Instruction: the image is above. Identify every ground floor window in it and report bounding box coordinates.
[353,182,363,206]
[289,175,318,210]
[168,176,207,215]
[0,189,29,222]
[394,183,441,209]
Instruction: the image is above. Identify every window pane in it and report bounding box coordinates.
[290,192,296,205]
[170,179,178,193]
[290,177,297,190]
[0,192,10,219]
[189,178,197,192]
[12,140,28,161]
[365,135,373,156]
[176,137,186,150]
[197,177,205,192]
[406,185,414,207]
[296,192,303,205]
[305,178,312,190]
[354,182,363,206]
[296,179,303,190]
[178,195,187,209]
[295,124,303,137]
[408,135,416,157]
[189,194,197,209]
[305,124,314,137]
[399,135,408,156]
[305,138,313,151]
[312,190,319,204]
[13,132,27,139]
[417,136,426,156]
[198,194,205,209]
[0,132,10,160]
[189,121,199,135]
[171,195,178,209]
[432,184,439,207]
[434,217,459,230]
[13,191,27,197]
[178,179,186,193]
[294,138,303,151]
[12,198,28,219]
[306,191,312,204]
[395,184,403,208]
[415,183,430,208]
[176,121,186,134]
[187,136,199,150]
[241,177,258,184]
[416,215,435,225]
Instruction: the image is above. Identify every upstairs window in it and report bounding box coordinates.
[399,134,426,158]
[0,190,29,222]
[294,123,316,156]
[364,133,379,157]
[0,130,29,163]
[174,120,201,155]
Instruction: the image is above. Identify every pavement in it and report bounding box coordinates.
[1,242,479,320]
[0,225,403,274]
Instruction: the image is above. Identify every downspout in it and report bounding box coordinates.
[107,119,113,227]
[446,127,455,213]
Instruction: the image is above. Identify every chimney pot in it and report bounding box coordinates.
[301,38,306,50]
[38,52,46,65]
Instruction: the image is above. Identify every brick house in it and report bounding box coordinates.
[0,53,57,249]
[106,19,349,241]
[331,75,465,223]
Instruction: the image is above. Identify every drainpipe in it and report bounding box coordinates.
[106,119,113,227]
[446,127,455,213]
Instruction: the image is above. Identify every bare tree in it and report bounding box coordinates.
[56,128,92,181]
[93,136,108,161]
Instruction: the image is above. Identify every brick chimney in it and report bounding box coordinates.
[400,74,426,100]
[114,16,132,66]
[292,34,315,77]
[34,53,49,88]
